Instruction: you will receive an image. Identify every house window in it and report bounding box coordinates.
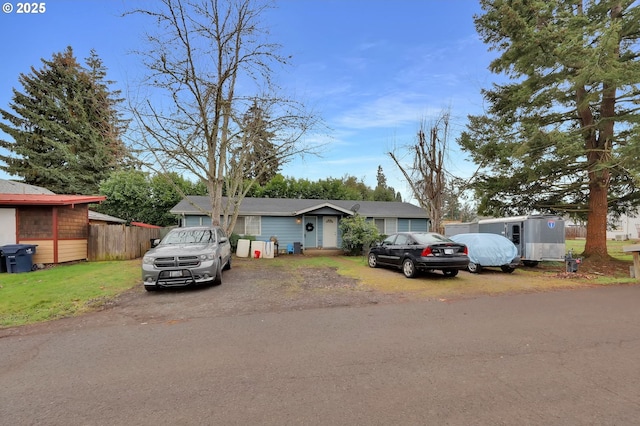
[386,218,398,234]
[374,218,397,234]
[234,216,261,236]
[245,216,261,235]
[406,219,427,232]
[233,217,245,234]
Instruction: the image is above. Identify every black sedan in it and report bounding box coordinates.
[367,232,469,278]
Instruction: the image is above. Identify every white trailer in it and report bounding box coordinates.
[445,215,566,266]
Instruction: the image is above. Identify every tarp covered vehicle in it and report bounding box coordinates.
[450,233,520,273]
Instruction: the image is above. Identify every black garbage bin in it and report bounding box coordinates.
[293,242,302,254]
[1,244,37,273]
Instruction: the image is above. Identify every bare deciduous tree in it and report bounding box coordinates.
[389,111,451,233]
[125,0,321,234]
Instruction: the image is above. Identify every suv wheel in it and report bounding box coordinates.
[212,261,222,286]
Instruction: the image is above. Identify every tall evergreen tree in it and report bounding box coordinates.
[0,46,127,194]
[373,165,402,201]
[229,101,279,186]
[84,49,130,169]
[460,1,640,259]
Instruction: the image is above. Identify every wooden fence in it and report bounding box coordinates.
[566,225,587,239]
[88,224,167,261]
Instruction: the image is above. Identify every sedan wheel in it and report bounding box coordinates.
[402,258,417,278]
[442,269,459,277]
[367,253,378,268]
[467,262,482,274]
[500,265,515,273]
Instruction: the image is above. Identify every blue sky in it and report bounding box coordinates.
[0,0,498,200]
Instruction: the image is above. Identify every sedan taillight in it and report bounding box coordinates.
[463,246,468,255]
[421,247,433,257]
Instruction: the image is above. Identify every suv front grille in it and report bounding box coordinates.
[154,256,200,268]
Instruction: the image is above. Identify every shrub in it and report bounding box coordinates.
[339,214,382,256]
[229,233,241,252]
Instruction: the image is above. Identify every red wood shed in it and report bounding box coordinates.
[0,194,106,264]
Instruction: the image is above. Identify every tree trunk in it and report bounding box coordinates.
[584,177,609,259]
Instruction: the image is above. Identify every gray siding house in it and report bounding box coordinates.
[170,196,429,250]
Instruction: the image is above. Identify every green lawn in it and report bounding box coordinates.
[565,238,639,262]
[0,260,140,328]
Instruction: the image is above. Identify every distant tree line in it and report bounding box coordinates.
[245,169,402,202]
[96,170,207,227]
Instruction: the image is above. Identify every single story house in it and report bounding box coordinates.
[605,213,640,240]
[0,193,106,264]
[170,196,430,250]
[564,213,640,241]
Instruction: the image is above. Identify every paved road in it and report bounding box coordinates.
[2,285,640,425]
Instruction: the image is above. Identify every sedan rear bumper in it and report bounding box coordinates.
[414,256,469,270]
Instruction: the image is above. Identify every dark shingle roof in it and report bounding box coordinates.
[171,196,428,219]
[0,179,55,195]
[89,210,126,223]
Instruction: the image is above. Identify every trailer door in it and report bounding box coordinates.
[504,222,523,257]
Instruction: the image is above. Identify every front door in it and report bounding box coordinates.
[323,216,338,248]
[304,216,318,248]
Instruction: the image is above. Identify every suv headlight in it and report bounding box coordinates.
[143,256,155,265]
[199,253,215,261]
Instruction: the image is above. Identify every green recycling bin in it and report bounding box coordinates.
[1,244,38,273]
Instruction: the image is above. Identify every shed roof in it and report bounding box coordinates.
[171,196,428,219]
[0,194,106,206]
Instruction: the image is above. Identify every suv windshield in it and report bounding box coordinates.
[162,229,215,244]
